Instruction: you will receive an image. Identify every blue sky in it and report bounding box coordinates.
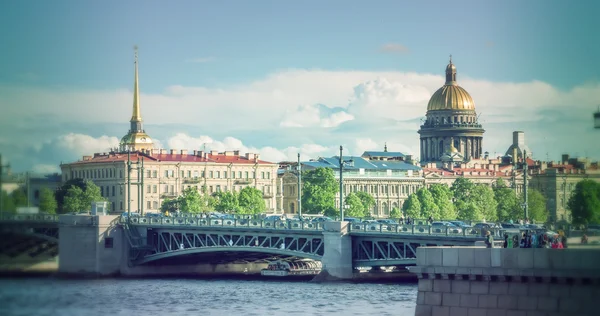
[1,0,599,172]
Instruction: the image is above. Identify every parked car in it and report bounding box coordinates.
[450,221,471,228]
[377,219,398,224]
[311,216,333,223]
[431,221,462,234]
[344,217,361,223]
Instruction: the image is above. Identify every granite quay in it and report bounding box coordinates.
[409,247,600,316]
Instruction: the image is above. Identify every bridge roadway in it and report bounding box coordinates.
[0,214,486,271]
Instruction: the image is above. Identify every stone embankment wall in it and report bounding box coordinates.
[409,247,600,316]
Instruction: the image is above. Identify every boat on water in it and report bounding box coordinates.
[260,259,322,277]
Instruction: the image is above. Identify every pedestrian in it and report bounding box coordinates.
[581,234,589,244]
[485,230,494,248]
[503,233,508,248]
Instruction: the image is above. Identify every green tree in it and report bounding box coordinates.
[238,187,266,214]
[213,191,239,213]
[55,178,86,213]
[160,198,179,213]
[527,188,548,223]
[63,186,84,213]
[1,190,16,213]
[493,178,521,222]
[38,188,57,214]
[472,184,498,221]
[429,184,456,220]
[416,187,440,219]
[568,180,600,225]
[389,207,401,219]
[344,192,366,218]
[301,167,338,215]
[451,177,476,220]
[62,181,106,213]
[402,194,421,219]
[11,189,27,208]
[355,191,375,216]
[179,187,202,213]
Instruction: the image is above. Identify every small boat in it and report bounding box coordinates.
[260,259,322,277]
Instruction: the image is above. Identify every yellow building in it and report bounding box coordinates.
[60,49,278,213]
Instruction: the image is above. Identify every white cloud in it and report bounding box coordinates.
[1,67,600,172]
[54,133,120,157]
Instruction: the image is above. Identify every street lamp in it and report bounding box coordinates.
[339,146,354,221]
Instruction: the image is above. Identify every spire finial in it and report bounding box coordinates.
[449,54,452,63]
[130,45,142,129]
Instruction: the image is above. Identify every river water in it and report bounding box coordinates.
[0,277,417,316]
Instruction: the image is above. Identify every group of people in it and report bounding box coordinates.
[499,231,567,249]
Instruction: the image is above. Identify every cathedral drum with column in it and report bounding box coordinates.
[418,57,485,163]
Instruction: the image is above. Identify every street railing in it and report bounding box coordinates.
[348,222,502,238]
[123,216,327,232]
[0,213,60,223]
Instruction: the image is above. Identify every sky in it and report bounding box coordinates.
[1,0,599,173]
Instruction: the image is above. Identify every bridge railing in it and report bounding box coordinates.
[0,213,60,223]
[349,223,501,238]
[122,216,327,231]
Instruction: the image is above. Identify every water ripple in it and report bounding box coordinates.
[0,278,416,316]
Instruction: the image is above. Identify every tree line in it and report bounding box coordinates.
[160,186,267,215]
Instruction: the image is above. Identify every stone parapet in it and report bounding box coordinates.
[410,247,599,316]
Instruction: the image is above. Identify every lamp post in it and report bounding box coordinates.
[338,146,354,221]
[297,153,302,218]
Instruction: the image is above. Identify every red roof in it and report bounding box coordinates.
[65,151,275,165]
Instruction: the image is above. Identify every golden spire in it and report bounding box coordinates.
[445,54,457,85]
[131,45,141,122]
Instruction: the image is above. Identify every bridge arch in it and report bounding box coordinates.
[136,246,322,265]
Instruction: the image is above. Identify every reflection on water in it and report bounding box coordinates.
[0,277,416,316]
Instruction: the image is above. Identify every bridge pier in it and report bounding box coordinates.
[409,247,600,316]
[319,221,353,280]
[58,215,122,276]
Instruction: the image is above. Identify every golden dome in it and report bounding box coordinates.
[427,57,475,111]
[427,85,475,111]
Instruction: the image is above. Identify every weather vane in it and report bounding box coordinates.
[449,54,452,63]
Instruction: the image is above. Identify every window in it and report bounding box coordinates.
[164,185,168,193]
[267,172,270,179]
[147,201,151,209]
[120,170,123,178]
[232,172,236,179]
[153,170,157,178]
[104,237,114,248]
[216,185,221,192]
[209,186,213,193]
[112,186,115,197]
[34,190,40,199]
[120,186,123,195]
[238,171,242,178]
[209,171,213,178]
[224,171,228,179]
[101,186,104,196]
[153,201,158,209]
[147,170,151,178]
[252,172,255,179]
[147,185,151,193]
[245,171,249,179]
[216,171,220,178]
[188,171,192,178]
[193,171,198,178]
[120,201,123,210]
[165,170,169,178]
[181,170,185,178]
[153,185,157,193]
[170,185,174,193]
[112,202,115,211]
[262,172,265,179]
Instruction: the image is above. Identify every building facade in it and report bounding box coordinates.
[418,57,485,162]
[61,150,278,213]
[60,49,278,213]
[277,151,425,217]
[529,156,600,222]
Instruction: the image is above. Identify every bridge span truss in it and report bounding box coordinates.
[131,227,324,265]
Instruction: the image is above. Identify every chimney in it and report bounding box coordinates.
[255,154,260,162]
[181,150,187,156]
[234,150,240,156]
[83,155,92,161]
[170,149,177,155]
[211,150,219,156]
[562,154,569,164]
[193,150,197,156]
[225,151,234,156]
[159,149,164,155]
[204,152,208,159]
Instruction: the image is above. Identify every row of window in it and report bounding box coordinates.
[70,169,123,181]
[282,183,421,196]
[148,169,272,180]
